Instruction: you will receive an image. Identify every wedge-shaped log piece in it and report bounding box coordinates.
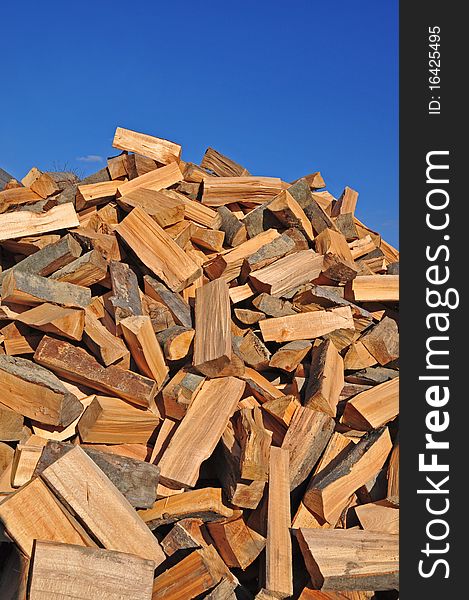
[269,340,312,372]
[83,309,129,366]
[266,447,292,598]
[11,437,48,487]
[139,487,233,529]
[0,233,82,284]
[152,545,233,600]
[206,229,280,281]
[267,189,314,241]
[161,518,209,556]
[29,541,155,600]
[40,446,165,565]
[0,477,94,558]
[242,229,307,279]
[343,342,377,370]
[157,325,195,361]
[201,147,250,177]
[2,270,91,309]
[0,203,79,241]
[108,260,143,323]
[121,315,168,389]
[203,176,283,206]
[0,404,24,441]
[34,336,157,408]
[118,187,185,227]
[360,316,399,365]
[281,407,335,491]
[341,377,399,431]
[217,205,247,247]
[0,355,82,426]
[0,186,41,212]
[163,190,222,229]
[236,406,272,482]
[331,186,359,217]
[304,340,344,417]
[144,275,192,327]
[50,249,107,287]
[193,278,232,377]
[162,368,205,420]
[29,171,78,198]
[158,377,245,488]
[75,180,120,211]
[303,427,392,524]
[250,250,324,297]
[347,275,399,302]
[113,126,182,164]
[78,395,159,444]
[355,501,399,534]
[297,529,398,591]
[208,514,266,570]
[117,162,183,197]
[116,207,201,292]
[16,303,85,341]
[387,439,399,505]
[35,441,159,509]
[260,307,354,343]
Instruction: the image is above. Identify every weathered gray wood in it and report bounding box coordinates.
[35,441,159,508]
[2,270,91,309]
[252,293,297,318]
[288,179,336,234]
[217,205,247,247]
[360,316,399,366]
[109,260,143,323]
[241,230,307,279]
[243,202,282,239]
[334,212,359,241]
[0,404,24,442]
[144,275,192,328]
[0,234,82,284]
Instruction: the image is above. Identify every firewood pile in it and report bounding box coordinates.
[0,127,399,600]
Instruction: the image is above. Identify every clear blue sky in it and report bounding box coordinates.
[0,0,398,246]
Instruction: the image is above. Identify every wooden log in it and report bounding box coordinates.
[0,404,24,441]
[82,309,129,366]
[303,428,392,524]
[139,487,233,529]
[10,437,48,487]
[108,260,143,324]
[269,340,311,372]
[162,190,222,229]
[78,395,159,444]
[2,270,91,309]
[387,438,399,505]
[349,236,376,260]
[71,226,121,261]
[29,171,77,199]
[117,162,183,197]
[267,189,314,240]
[0,441,14,474]
[162,368,205,420]
[217,205,247,246]
[157,325,195,361]
[235,406,271,481]
[343,342,377,370]
[335,213,360,242]
[304,340,344,417]
[118,187,185,227]
[281,407,335,490]
[341,378,399,431]
[202,176,283,206]
[16,303,85,341]
[0,234,82,284]
[161,518,209,556]
[40,446,165,565]
[243,202,283,239]
[31,394,94,442]
[241,367,285,403]
[29,541,155,600]
[288,180,336,235]
[0,186,42,212]
[331,186,359,217]
[347,275,399,302]
[0,477,94,557]
[201,147,250,177]
[144,275,192,327]
[207,514,265,570]
[249,250,323,297]
[0,355,82,426]
[158,377,245,488]
[253,293,296,317]
[193,278,232,377]
[236,330,271,370]
[113,126,182,164]
[151,545,233,600]
[234,308,265,325]
[360,316,399,365]
[297,529,398,591]
[50,249,107,286]
[0,203,79,241]
[266,447,292,598]
[262,395,300,427]
[34,336,157,408]
[355,501,399,534]
[121,315,169,387]
[75,181,119,211]
[259,307,355,343]
[0,234,61,256]
[190,224,225,252]
[116,207,201,292]
[35,441,159,508]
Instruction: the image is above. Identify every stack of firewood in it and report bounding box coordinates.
[0,127,399,600]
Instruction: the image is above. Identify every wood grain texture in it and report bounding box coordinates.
[0,203,79,241]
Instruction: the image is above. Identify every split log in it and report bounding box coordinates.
[116,206,201,292]
[0,355,82,426]
[34,336,157,408]
[162,368,205,420]
[118,187,185,227]
[269,340,311,372]
[297,529,398,591]
[304,340,344,417]
[50,249,107,286]
[355,501,399,534]
[207,514,265,570]
[331,186,359,217]
[201,147,250,177]
[217,205,247,246]
[117,162,183,197]
[40,446,165,564]
[0,404,24,441]
[16,303,85,341]
[386,438,399,505]
[161,518,209,556]
[267,190,314,240]
[113,126,182,164]
[29,541,155,600]
[144,275,192,327]
[0,203,79,241]
[203,177,283,206]
[360,316,399,365]
[347,275,399,302]
[341,377,399,431]
[75,181,119,211]
[157,325,195,361]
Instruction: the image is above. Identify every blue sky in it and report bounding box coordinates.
[0,1,398,246]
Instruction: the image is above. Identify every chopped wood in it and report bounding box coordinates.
[76,180,119,211]
[29,541,155,600]
[360,316,399,365]
[207,514,265,569]
[113,126,182,164]
[40,446,165,564]
[343,341,377,370]
[269,340,311,372]
[50,249,108,286]
[0,404,24,441]
[157,325,195,361]
[304,339,344,417]
[259,307,355,343]
[341,377,399,431]
[117,162,183,197]
[201,147,250,177]
[347,275,399,302]
[0,203,79,241]
[387,439,399,505]
[34,336,157,408]
[297,529,398,591]
[118,187,185,227]
[217,205,248,246]
[203,177,283,206]
[355,501,399,534]
[331,186,359,217]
